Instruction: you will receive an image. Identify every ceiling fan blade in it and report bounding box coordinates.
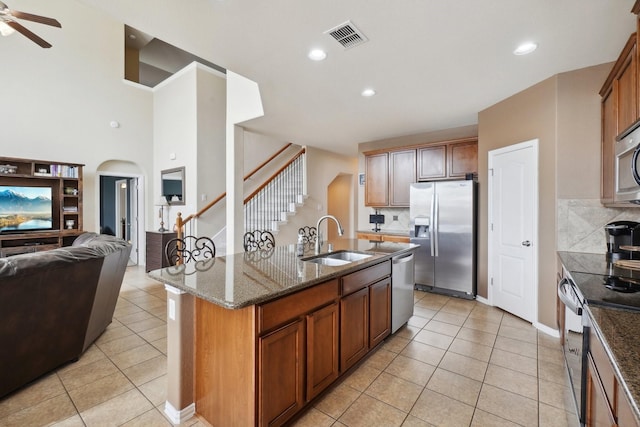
[6,20,52,48]
[10,10,61,27]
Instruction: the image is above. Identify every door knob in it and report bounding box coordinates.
[522,240,531,247]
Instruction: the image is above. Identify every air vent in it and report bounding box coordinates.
[324,21,368,49]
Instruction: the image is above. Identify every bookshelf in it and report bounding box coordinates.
[0,156,84,256]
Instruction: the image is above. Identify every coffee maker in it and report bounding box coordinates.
[605,220,640,261]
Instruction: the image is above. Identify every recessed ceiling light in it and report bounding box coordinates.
[514,42,538,56]
[361,88,376,97]
[308,49,327,61]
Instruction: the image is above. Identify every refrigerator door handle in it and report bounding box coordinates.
[430,191,436,256]
[434,193,439,257]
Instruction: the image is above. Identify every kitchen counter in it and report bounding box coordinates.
[357,229,409,237]
[148,238,417,309]
[558,251,640,421]
[154,238,418,426]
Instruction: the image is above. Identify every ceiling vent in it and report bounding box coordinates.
[324,21,368,49]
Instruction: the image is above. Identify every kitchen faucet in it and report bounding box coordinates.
[315,215,344,254]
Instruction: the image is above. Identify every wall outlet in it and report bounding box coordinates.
[393,215,398,221]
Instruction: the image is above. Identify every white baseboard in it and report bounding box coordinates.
[475,295,490,305]
[164,401,195,425]
[534,322,560,338]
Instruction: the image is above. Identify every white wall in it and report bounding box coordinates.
[1,0,154,232]
[153,65,198,230]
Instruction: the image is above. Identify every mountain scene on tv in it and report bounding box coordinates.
[0,187,53,232]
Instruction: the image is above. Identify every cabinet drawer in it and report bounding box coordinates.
[258,279,339,334]
[589,328,616,410]
[341,261,391,296]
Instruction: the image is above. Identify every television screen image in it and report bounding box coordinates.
[0,186,53,232]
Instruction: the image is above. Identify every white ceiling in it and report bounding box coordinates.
[80,0,637,156]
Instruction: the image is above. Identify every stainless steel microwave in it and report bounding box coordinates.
[615,124,640,204]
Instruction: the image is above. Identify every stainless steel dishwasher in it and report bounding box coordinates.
[391,252,415,333]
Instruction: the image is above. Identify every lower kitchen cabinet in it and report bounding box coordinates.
[586,323,640,427]
[306,302,339,400]
[340,287,369,372]
[340,261,391,372]
[369,277,391,348]
[259,320,305,426]
[586,355,616,427]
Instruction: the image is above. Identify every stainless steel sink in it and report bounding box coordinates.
[303,251,373,266]
[305,257,352,266]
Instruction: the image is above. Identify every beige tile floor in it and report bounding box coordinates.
[0,266,578,427]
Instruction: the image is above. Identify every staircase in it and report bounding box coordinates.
[175,146,307,255]
[244,150,306,233]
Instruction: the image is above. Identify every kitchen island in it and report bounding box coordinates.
[149,239,417,426]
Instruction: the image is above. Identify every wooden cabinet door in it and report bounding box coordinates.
[449,141,478,178]
[389,150,416,206]
[369,277,391,348]
[601,86,617,204]
[340,287,369,372]
[617,382,640,427]
[586,356,616,427]
[259,320,305,427]
[306,302,339,400]
[616,41,638,135]
[417,145,447,180]
[365,153,389,206]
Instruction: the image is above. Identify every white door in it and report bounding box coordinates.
[128,178,139,265]
[488,139,538,323]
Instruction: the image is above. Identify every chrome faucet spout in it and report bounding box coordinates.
[315,215,344,254]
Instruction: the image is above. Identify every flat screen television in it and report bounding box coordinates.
[0,185,53,233]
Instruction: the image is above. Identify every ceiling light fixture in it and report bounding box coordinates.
[308,49,327,61]
[514,42,538,56]
[361,88,376,97]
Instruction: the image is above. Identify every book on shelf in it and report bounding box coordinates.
[33,172,52,177]
[62,206,78,212]
[49,164,79,178]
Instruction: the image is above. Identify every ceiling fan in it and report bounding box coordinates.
[0,1,61,48]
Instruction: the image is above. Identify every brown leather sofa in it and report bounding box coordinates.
[0,233,131,398]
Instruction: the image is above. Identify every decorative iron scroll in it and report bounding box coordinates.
[298,226,317,244]
[243,230,276,252]
[165,235,216,266]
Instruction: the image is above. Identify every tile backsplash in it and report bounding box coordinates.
[366,207,410,232]
[558,199,640,253]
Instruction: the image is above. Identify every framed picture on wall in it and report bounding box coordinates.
[359,173,365,186]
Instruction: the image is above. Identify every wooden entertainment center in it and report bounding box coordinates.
[0,156,83,257]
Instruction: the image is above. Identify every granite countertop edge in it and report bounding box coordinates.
[356,229,409,237]
[149,240,417,310]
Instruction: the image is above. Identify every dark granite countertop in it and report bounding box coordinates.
[149,238,417,309]
[558,251,640,421]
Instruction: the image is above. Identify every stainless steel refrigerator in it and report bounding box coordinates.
[409,181,477,298]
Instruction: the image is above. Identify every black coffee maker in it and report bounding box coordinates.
[605,221,640,261]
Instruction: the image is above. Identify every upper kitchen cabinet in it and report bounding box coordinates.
[365,149,416,207]
[365,153,389,206]
[418,138,478,181]
[448,139,478,178]
[364,138,477,207]
[600,31,639,206]
[418,144,447,180]
[389,150,416,206]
